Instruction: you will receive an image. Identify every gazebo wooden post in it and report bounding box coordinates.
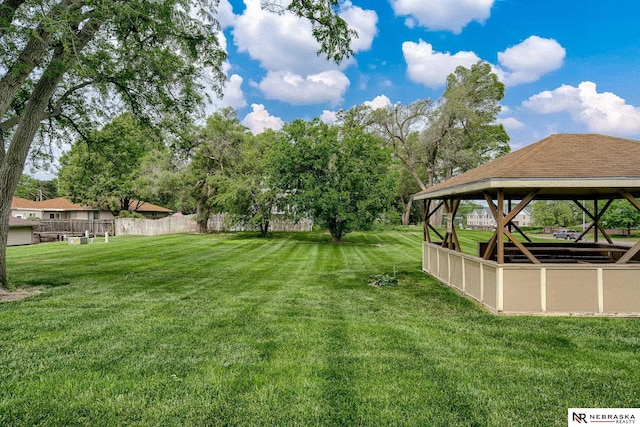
[423,199,430,242]
[593,200,599,243]
[443,198,461,251]
[424,200,445,242]
[616,191,640,264]
[484,190,540,263]
[496,190,505,264]
[575,199,614,244]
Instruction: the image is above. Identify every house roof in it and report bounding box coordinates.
[11,196,41,209]
[11,196,171,213]
[133,202,171,213]
[33,197,94,211]
[414,134,640,201]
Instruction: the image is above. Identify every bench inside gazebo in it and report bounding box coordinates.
[414,134,640,316]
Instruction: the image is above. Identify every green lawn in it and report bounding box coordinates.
[1,230,639,426]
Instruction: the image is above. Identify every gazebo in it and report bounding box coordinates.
[414,134,640,316]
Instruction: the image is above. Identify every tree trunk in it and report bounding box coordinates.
[260,220,270,236]
[401,195,414,226]
[0,17,102,290]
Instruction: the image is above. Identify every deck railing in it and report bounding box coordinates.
[33,219,115,236]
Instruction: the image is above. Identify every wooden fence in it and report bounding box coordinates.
[34,219,115,241]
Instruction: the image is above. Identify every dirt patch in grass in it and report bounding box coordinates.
[0,287,42,302]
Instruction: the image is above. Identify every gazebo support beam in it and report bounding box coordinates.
[574,199,614,244]
[484,190,540,263]
[423,200,445,242]
[615,191,640,264]
[441,198,461,250]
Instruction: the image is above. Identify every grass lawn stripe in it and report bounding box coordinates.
[1,230,639,426]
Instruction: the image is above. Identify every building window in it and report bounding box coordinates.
[92,211,100,220]
[49,213,60,219]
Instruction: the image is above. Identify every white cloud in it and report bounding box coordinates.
[496,36,565,86]
[219,74,247,109]
[233,0,335,76]
[242,104,284,134]
[230,0,377,105]
[320,110,338,124]
[340,1,378,52]
[498,117,525,130]
[259,70,350,105]
[523,81,640,135]
[364,95,392,110]
[403,40,481,88]
[403,36,566,88]
[215,0,236,29]
[391,0,494,34]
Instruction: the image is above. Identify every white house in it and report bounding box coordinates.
[467,207,532,230]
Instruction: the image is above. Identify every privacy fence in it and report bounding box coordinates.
[115,214,312,237]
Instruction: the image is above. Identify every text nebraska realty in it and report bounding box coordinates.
[573,412,636,424]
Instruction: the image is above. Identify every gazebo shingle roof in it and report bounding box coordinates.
[414,134,640,200]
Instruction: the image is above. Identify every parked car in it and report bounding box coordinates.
[553,229,579,239]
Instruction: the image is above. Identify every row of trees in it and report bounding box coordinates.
[50,61,511,242]
[530,200,640,231]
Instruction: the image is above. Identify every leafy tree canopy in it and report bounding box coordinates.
[57,113,163,213]
[14,174,58,201]
[271,119,395,242]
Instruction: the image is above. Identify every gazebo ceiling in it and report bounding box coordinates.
[414,134,640,200]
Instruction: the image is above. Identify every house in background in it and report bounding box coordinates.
[11,196,171,220]
[467,207,532,230]
[8,217,35,246]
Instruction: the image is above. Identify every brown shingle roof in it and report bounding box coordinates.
[12,196,171,213]
[414,134,640,200]
[11,196,41,209]
[133,202,171,213]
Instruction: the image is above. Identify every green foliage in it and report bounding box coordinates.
[369,273,398,287]
[284,0,356,63]
[271,119,396,241]
[601,199,640,230]
[437,61,510,176]
[531,200,578,227]
[57,113,163,213]
[115,211,145,219]
[363,61,509,224]
[14,175,58,201]
[180,109,248,232]
[215,130,280,236]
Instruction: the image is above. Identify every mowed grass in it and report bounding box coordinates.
[1,230,639,426]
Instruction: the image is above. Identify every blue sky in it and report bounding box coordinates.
[212,0,640,150]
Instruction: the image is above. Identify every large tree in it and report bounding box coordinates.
[57,113,163,214]
[216,130,280,236]
[181,108,248,233]
[0,0,355,290]
[367,61,510,224]
[271,119,395,242]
